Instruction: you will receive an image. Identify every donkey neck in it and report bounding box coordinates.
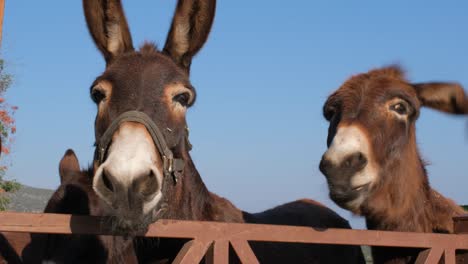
[365,132,463,234]
[365,156,463,264]
[365,136,434,233]
[161,153,244,223]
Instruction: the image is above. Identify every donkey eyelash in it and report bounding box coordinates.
[389,99,413,117]
[173,92,192,107]
[390,103,407,114]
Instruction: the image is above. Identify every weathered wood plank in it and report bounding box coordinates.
[205,240,229,264]
[454,215,468,234]
[445,248,456,264]
[0,212,467,251]
[414,248,443,264]
[230,240,259,264]
[172,239,212,264]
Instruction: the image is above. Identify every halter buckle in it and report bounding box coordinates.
[163,155,179,184]
[163,155,173,173]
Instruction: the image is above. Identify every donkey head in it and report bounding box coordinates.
[83,0,215,233]
[319,66,468,213]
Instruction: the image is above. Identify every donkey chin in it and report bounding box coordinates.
[328,182,370,214]
[108,214,154,236]
[325,167,376,214]
[92,165,166,235]
[97,191,165,236]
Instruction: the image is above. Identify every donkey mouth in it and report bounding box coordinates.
[351,183,370,192]
[107,215,151,236]
[328,183,368,207]
[330,192,357,206]
[106,202,169,236]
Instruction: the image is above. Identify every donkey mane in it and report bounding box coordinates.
[366,65,406,80]
[360,67,463,234]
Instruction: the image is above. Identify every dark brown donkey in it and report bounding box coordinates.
[0,150,137,263]
[20,0,365,263]
[24,150,137,263]
[319,66,468,264]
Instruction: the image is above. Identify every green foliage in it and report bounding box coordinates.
[0,59,12,94]
[0,195,10,211]
[0,178,20,211]
[0,58,16,151]
[1,179,20,192]
[0,166,21,211]
[462,205,468,211]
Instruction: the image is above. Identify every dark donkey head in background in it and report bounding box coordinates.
[319,66,467,263]
[0,150,138,263]
[23,150,138,263]
[84,0,215,233]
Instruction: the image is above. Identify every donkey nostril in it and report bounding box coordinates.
[133,171,158,199]
[343,152,367,171]
[358,153,365,162]
[102,170,114,192]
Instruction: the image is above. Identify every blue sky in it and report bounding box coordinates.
[3,1,467,229]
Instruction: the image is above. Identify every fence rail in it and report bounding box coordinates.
[0,212,467,263]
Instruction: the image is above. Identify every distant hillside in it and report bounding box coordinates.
[5,184,54,212]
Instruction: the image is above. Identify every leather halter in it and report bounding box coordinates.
[94,110,187,184]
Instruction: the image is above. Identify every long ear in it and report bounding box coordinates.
[83,0,134,64]
[59,149,81,183]
[163,0,216,73]
[413,82,468,114]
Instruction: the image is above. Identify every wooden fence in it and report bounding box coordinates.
[0,212,467,263]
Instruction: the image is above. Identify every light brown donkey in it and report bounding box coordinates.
[319,66,467,264]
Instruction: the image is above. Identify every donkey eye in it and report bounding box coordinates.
[91,88,106,103]
[173,92,191,107]
[390,102,408,115]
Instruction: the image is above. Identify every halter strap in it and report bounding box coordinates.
[94,110,186,184]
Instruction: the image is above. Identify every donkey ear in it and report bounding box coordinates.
[163,0,216,73]
[59,149,81,183]
[83,0,134,64]
[413,82,468,115]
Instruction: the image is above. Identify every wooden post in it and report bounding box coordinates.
[453,215,468,264]
[0,0,4,45]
